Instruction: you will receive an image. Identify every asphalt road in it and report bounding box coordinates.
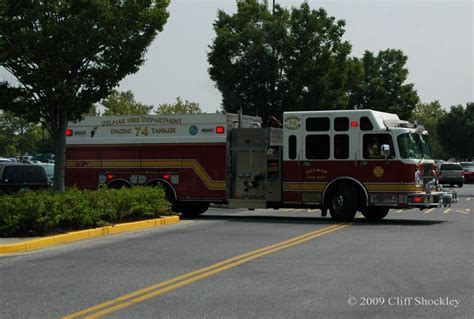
[0,185,473,319]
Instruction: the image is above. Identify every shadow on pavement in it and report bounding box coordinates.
[197,214,446,226]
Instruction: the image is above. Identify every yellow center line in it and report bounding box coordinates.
[443,208,451,214]
[63,224,349,319]
[423,208,435,214]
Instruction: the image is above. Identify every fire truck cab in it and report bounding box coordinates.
[228,110,456,220]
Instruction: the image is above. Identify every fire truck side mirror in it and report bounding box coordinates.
[381,144,390,159]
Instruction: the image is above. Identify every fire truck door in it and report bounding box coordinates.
[299,115,332,205]
[282,120,303,205]
[358,132,399,205]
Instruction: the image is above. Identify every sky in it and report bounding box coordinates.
[117,0,473,113]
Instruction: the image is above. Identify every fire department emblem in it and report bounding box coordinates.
[284,116,301,130]
[373,166,384,178]
[189,125,198,136]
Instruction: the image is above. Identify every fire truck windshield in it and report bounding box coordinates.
[397,133,433,159]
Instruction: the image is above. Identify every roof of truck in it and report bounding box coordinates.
[66,113,261,145]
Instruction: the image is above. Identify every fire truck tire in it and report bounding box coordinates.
[361,207,389,221]
[178,203,210,218]
[107,181,131,189]
[329,184,357,222]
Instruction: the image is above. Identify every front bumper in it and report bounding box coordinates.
[407,190,458,208]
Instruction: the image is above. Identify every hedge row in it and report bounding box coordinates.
[0,187,172,237]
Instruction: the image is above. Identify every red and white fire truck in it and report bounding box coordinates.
[65,110,456,221]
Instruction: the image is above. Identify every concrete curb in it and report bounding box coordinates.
[0,216,179,254]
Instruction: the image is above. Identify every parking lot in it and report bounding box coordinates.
[0,185,472,318]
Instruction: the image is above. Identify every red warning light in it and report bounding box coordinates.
[351,121,358,127]
[65,129,73,136]
[163,174,171,180]
[106,174,114,180]
[413,196,423,203]
[216,126,225,134]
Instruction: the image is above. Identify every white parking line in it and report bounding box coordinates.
[466,198,471,201]
[443,208,451,214]
[456,210,470,215]
[467,209,471,212]
[308,209,319,212]
[293,209,302,212]
[423,208,435,214]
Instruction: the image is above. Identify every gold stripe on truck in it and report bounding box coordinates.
[66,159,225,190]
[283,182,419,193]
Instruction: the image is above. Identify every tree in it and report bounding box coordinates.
[155,97,202,115]
[0,111,53,157]
[0,1,169,191]
[349,49,419,119]
[208,0,355,124]
[410,101,446,159]
[101,90,153,116]
[437,102,474,160]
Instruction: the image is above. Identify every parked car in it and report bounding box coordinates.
[32,153,55,162]
[0,158,12,164]
[0,164,50,195]
[460,162,474,183]
[437,162,464,187]
[38,163,54,184]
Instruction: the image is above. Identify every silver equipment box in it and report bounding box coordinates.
[228,128,283,209]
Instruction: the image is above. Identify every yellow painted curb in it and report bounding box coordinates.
[0,216,179,254]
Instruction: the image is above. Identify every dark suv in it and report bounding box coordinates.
[437,162,464,187]
[0,164,50,195]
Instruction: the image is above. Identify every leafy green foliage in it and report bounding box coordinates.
[101,90,153,116]
[155,97,202,115]
[0,187,172,237]
[0,0,170,190]
[349,49,419,119]
[0,111,54,157]
[208,0,354,123]
[410,101,446,159]
[437,102,474,160]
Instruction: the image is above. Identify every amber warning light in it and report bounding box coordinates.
[65,129,73,136]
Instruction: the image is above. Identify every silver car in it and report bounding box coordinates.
[437,162,464,187]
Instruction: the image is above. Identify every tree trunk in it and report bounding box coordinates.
[52,112,68,192]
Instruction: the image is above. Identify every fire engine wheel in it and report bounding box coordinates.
[178,202,210,218]
[107,181,131,189]
[329,184,357,222]
[361,207,390,221]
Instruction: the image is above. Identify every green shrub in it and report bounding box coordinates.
[0,186,172,237]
